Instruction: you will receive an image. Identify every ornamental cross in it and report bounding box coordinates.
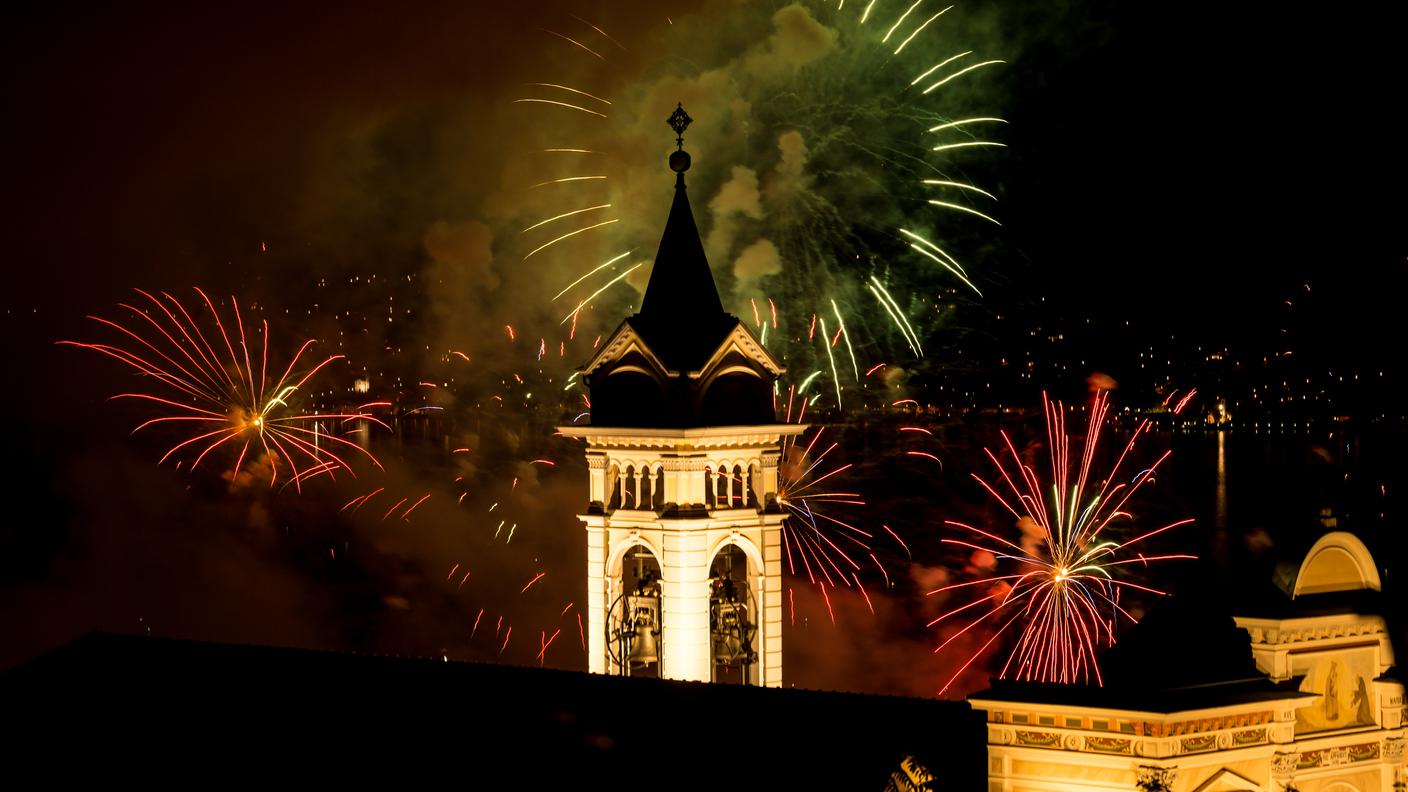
[667,103,692,150]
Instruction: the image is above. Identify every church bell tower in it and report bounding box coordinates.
[559,105,802,686]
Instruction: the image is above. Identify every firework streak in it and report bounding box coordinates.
[930,392,1194,693]
[61,288,383,489]
[517,2,1006,403]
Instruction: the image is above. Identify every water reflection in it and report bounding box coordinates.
[1212,429,1228,574]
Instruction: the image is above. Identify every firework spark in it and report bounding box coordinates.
[775,385,876,603]
[60,288,383,489]
[930,392,1195,693]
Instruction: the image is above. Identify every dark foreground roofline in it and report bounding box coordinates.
[5,632,985,787]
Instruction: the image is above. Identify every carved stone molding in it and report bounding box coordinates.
[1136,764,1176,792]
[1271,752,1301,780]
[1321,747,1351,767]
[1180,735,1217,754]
[1013,730,1061,749]
[1385,736,1406,763]
[1232,728,1267,747]
[1244,619,1385,647]
[1085,736,1132,755]
[1297,742,1379,769]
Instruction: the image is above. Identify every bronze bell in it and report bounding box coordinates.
[625,597,660,666]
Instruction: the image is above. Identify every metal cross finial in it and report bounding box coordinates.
[667,103,692,150]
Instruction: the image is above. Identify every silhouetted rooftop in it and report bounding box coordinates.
[972,598,1314,713]
[6,632,985,787]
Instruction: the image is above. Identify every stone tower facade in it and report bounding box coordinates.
[559,106,801,685]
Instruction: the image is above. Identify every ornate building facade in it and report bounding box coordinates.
[559,107,801,686]
[970,531,1406,791]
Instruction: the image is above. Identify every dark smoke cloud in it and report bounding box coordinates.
[12,0,1326,700]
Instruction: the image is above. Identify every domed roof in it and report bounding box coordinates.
[1288,530,1382,597]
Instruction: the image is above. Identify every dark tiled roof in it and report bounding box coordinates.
[971,676,1313,713]
[1233,582,1384,619]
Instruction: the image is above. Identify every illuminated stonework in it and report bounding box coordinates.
[560,116,798,686]
[971,531,1407,791]
[559,424,800,684]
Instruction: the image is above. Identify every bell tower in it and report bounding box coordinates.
[559,105,802,686]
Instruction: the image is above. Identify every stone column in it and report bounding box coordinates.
[761,517,784,687]
[585,523,608,674]
[760,452,780,503]
[659,525,711,681]
[586,454,607,506]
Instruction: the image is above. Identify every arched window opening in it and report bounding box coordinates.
[709,543,757,685]
[609,544,662,679]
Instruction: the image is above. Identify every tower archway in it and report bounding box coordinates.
[605,542,663,678]
[709,539,763,685]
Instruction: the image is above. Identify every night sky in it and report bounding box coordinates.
[3,0,1404,689]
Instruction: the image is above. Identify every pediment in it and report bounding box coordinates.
[1192,768,1262,791]
[696,322,785,379]
[581,319,671,378]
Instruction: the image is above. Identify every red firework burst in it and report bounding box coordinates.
[930,391,1195,693]
[60,288,384,489]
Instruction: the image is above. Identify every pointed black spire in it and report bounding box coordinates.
[633,105,734,370]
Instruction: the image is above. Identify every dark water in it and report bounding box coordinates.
[1164,428,1404,592]
[825,414,1408,696]
[863,415,1405,591]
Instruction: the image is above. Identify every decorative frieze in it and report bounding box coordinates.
[1180,734,1217,754]
[1271,751,1301,779]
[1014,730,1061,748]
[561,426,802,452]
[1241,618,1385,647]
[1384,735,1405,762]
[1232,728,1266,746]
[1085,736,1132,755]
[1295,741,1379,769]
[1145,711,1271,737]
